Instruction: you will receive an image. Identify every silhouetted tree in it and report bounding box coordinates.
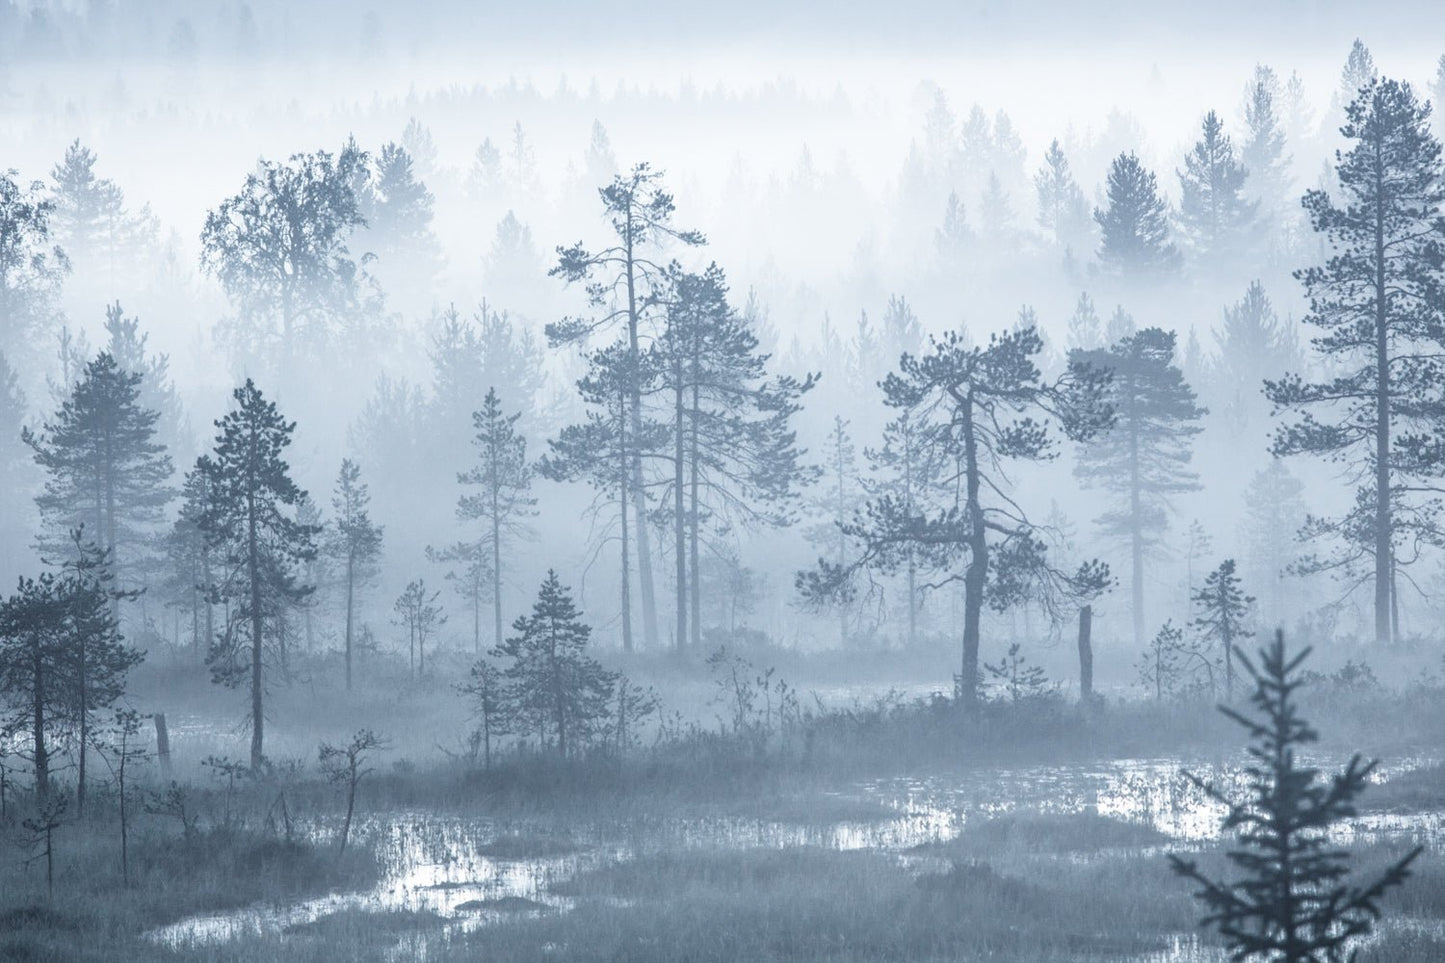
[1177,111,1256,270]
[327,459,383,691]
[199,380,319,767]
[801,324,1113,706]
[549,163,706,651]
[318,728,385,855]
[1074,327,1205,647]
[1170,632,1418,961]
[1192,559,1254,700]
[0,169,68,362]
[25,352,174,594]
[201,145,372,381]
[393,579,444,677]
[1266,78,1445,646]
[458,389,535,655]
[1095,152,1181,280]
[494,571,615,757]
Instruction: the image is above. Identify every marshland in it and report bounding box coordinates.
[3,3,1445,960]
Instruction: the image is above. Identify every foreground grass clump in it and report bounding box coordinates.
[451,845,1199,962]
[0,823,379,962]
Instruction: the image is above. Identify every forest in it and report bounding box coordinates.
[3,3,1445,960]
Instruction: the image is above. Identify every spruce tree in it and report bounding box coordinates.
[1074,327,1205,647]
[1177,111,1257,270]
[494,570,615,757]
[1170,632,1418,961]
[327,459,383,691]
[200,380,319,767]
[24,352,174,591]
[1095,152,1181,280]
[1265,78,1445,646]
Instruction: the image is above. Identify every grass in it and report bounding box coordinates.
[454,843,1200,962]
[0,814,380,963]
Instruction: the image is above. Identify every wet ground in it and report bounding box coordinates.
[149,753,1445,959]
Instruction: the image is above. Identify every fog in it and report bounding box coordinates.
[3,4,1445,960]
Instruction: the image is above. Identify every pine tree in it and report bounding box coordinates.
[1212,281,1299,430]
[805,415,865,646]
[393,579,444,678]
[541,342,663,652]
[494,571,616,757]
[162,460,215,658]
[0,572,64,799]
[1243,460,1308,630]
[1177,111,1257,269]
[549,163,705,651]
[101,302,188,457]
[1095,152,1181,280]
[458,388,536,656]
[1074,327,1205,647]
[934,191,971,264]
[1240,66,1293,244]
[1170,632,1419,961]
[361,142,441,298]
[327,459,383,691]
[865,411,942,648]
[1137,619,1188,701]
[48,140,154,306]
[0,169,68,364]
[200,380,319,767]
[1034,138,1091,253]
[55,531,140,815]
[1065,292,1102,351]
[24,352,174,593]
[1192,559,1254,700]
[654,263,815,650]
[802,324,1113,705]
[1265,78,1445,646]
[0,351,33,579]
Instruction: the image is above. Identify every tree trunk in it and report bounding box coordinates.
[689,386,701,652]
[960,400,985,710]
[1129,392,1144,650]
[154,712,172,779]
[622,221,659,649]
[248,487,264,769]
[1373,156,1392,647]
[492,475,505,655]
[32,649,48,800]
[674,380,686,651]
[1077,605,1093,703]
[618,416,634,652]
[344,554,354,691]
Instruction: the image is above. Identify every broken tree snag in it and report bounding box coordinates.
[154,712,172,778]
[1077,605,1094,703]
